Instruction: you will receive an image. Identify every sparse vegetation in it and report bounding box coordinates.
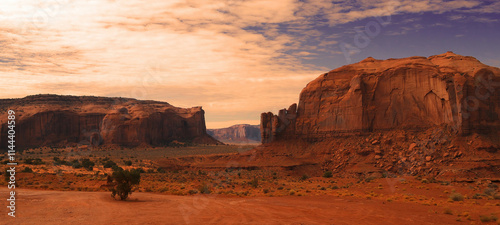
[198,183,211,194]
[249,178,259,188]
[22,167,34,173]
[103,160,117,168]
[479,215,498,222]
[81,159,95,171]
[24,158,44,165]
[365,176,376,183]
[323,171,333,178]
[484,188,497,197]
[449,192,464,202]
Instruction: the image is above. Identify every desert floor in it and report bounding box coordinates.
[0,187,480,225]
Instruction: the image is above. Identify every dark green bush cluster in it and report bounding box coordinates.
[81,159,95,171]
[197,183,211,194]
[249,178,259,188]
[480,215,498,222]
[24,158,44,165]
[110,167,141,200]
[323,171,333,178]
[22,167,33,173]
[53,157,94,171]
[449,192,464,201]
[102,158,118,169]
[53,157,68,166]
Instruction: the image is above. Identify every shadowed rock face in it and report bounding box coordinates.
[0,95,219,149]
[262,52,500,143]
[207,124,261,144]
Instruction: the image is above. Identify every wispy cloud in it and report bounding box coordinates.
[0,0,499,128]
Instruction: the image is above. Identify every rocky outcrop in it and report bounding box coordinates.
[262,52,500,143]
[208,124,260,144]
[0,94,220,149]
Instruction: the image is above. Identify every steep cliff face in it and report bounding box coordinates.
[262,52,500,143]
[0,95,219,149]
[207,124,261,144]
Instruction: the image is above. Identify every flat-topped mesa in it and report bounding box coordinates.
[0,94,220,149]
[261,52,500,143]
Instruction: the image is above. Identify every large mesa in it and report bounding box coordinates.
[261,52,500,143]
[0,94,219,149]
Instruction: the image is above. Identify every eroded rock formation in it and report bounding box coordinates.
[0,94,219,149]
[207,124,261,144]
[262,52,500,143]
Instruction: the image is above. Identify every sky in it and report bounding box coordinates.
[0,0,499,128]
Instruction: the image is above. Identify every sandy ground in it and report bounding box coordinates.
[0,188,469,225]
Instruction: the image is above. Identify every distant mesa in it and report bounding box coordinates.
[261,52,500,143]
[0,94,220,150]
[207,124,261,145]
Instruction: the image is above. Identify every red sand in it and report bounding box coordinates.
[0,188,472,225]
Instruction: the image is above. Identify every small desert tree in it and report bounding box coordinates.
[109,167,141,200]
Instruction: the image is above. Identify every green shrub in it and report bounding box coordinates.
[103,160,117,168]
[112,165,122,172]
[71,159,82,169]
[109,168,141,200]
[323,171,333,178]
[449,192,464,201]
[484,188,497,196]
[263,189,269,194]
[124,160,132,166]
[198,183,211,194]
[300,174,309,181]
[188,189,198,195]
[81,159,95,171]
[365,176,376,183]
[249,178,259,188]
[133,168,145,173]
[479,215,498,222]
[472,193,483,199]
[24,158,44,165]
[22,167,33,173]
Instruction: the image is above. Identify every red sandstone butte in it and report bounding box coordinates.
[0,94,219,149]
[261,52,500,143]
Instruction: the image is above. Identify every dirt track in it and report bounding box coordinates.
[0,188,468,225]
